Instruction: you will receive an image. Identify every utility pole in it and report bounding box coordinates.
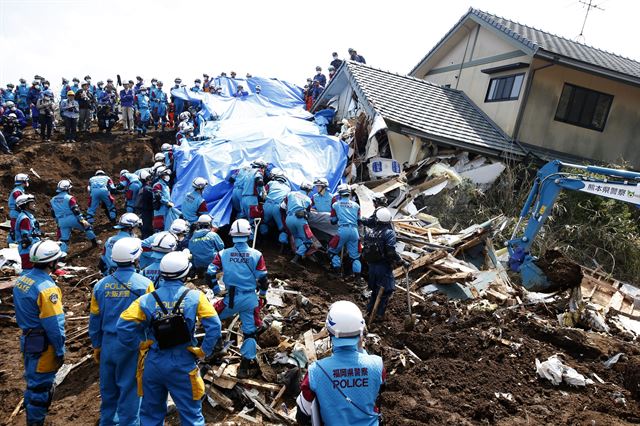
[578,0,605,38]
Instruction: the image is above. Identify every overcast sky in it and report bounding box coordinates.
[0,0,637,89]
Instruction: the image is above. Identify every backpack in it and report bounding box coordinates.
[150,289,192,349]
[362,228,385,263]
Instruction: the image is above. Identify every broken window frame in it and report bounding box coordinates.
[484,73,525,102]
[554,83,613,132]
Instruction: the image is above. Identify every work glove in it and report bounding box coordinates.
[93,348,101,363]
[187,346,205,359]
[80,219,90,229]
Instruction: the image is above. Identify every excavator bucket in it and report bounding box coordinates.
[519,257,554,292]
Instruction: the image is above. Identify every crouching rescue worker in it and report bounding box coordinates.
[99,213,143,276]
[13,241,66,426]
[90,237,154,425]
[283,181,314,265]
[50,179,98,253]
[117,251,221,426]
[362,208,407,320]
[296,300,386,426]
[188,214,224,278]
[206,219,269,378]
[181,177,209,223]
[87,170,118,225]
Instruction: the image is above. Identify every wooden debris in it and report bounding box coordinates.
[206,385,234,412]
[428,272,475,284]
[270,385,287,408]
[393,250,446,277]
[303,330,317,363]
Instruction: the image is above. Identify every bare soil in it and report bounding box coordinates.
[2,130,640,425]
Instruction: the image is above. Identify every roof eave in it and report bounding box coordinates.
[535,50,640,88]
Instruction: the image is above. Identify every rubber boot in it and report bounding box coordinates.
[91,238,98,248]
[237,358,259,379]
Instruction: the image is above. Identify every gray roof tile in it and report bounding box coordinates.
[471,9,640,81]
[343,62,524,157]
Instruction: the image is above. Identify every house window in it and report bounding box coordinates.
[554,83,613,132]
[485,73,525,102]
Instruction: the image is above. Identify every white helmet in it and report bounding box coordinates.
[139,169,151,181]
[178,121,193,132]
[111,237,142,264]
[151,231,178,253]
[151,162,164,174]
[157,167,171,178]
[325,300,365,346]
[300,181,313,192]
[270,168,284,178]
[14,173,29,184]
[197,214,213,225]
[95,170,106,176]
[251,159,268,169]
[161,143,172,152]
[57,179,72,192]
[30,240,66,264]
[229,219,251,237]
[375,207,392,223]
[154,153,165,162]
[192,177,208,190]
[337,184,351,196]
[178,111,191,121]
[160,251,191,280]
[313,178,329,188]
[15,194,35,209]
[120,169,129,177]
[115,213,142,229]
[169,218,189,236]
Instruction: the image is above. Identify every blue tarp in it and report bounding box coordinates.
[170,79,347,226]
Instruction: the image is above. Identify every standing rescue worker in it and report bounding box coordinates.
[207,219,269,378]
[171,78,185,120]
[8,173,29,244]
[87,170,117,225]
[230,166,250,218]
[363,208,407,320]
[118,169,143,213]
[241,160,267,228]
[135,87,151,136]
[296,300,385,426]
[181,177,208,223]
[328,185,362,280]
[188,215,224,278]
[152,81,168,131]
[90,237,154,426]
[135,169,154,238]
[50,179,98,253]
[15,194,42,274]
[98,213,143,276]
[14,241,67,426]
[260,168,290,248]
[117,251,222,426]
[311,178,333,213]
[283,181,314,265]
[152,167,173,232]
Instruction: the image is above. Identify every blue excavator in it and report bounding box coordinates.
[507,160,640,292]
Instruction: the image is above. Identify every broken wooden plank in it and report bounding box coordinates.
[303,330,317,363]
[270,385,287,408]
[213,376,237,390]
[393,250,446,277]
[230,378,282,392]
[395,284,425,301]
[428,272,475,284]
[0,279,17,291]
[206,385,235,412]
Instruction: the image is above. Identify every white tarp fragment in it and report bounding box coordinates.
[365,114,388,160]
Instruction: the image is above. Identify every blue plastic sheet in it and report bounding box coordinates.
[170,77,347,227]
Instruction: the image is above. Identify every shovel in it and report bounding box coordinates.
[403,267,416,331]
[252,218,261,249]
[368,285,384,327]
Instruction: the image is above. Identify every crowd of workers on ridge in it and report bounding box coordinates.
[0,48,366,153]
[7,46,404,426]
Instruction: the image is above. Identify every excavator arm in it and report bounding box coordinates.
[507,160,640,292]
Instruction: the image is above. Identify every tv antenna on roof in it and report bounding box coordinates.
[577,0,605,39]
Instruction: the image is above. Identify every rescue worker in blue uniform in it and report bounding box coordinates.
[207,219,269,378]
[90,237,154,426]
[99,213,143,276]
[282,181,314,264]
[171,78,185,119]
[260,168,290,247]
[152,167,173,232]
[14,240,67,426]
[16,79,30,117]
[70,78,81,94]
[118,169,143,213]
[87,170,118,225]
[27,81,41,130]
[188,214,224,277]
[3,83,16,103]
[15,194,42,274]
[95,81,105,105]
[362,208,407,320]
[135,87,151,136]
[139,218,187,270]
[142,231,178,286]
[8,173,29,244]
[117,251,222,426]
[181,177,208,223]
[152,81,168,131]
[161,143,173,171]
[296,301,386,426]
[241,160,268,228]
[50,180,97,253]
[230,166,250,218]
[328,185,362,280]
[311,178,333,213]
